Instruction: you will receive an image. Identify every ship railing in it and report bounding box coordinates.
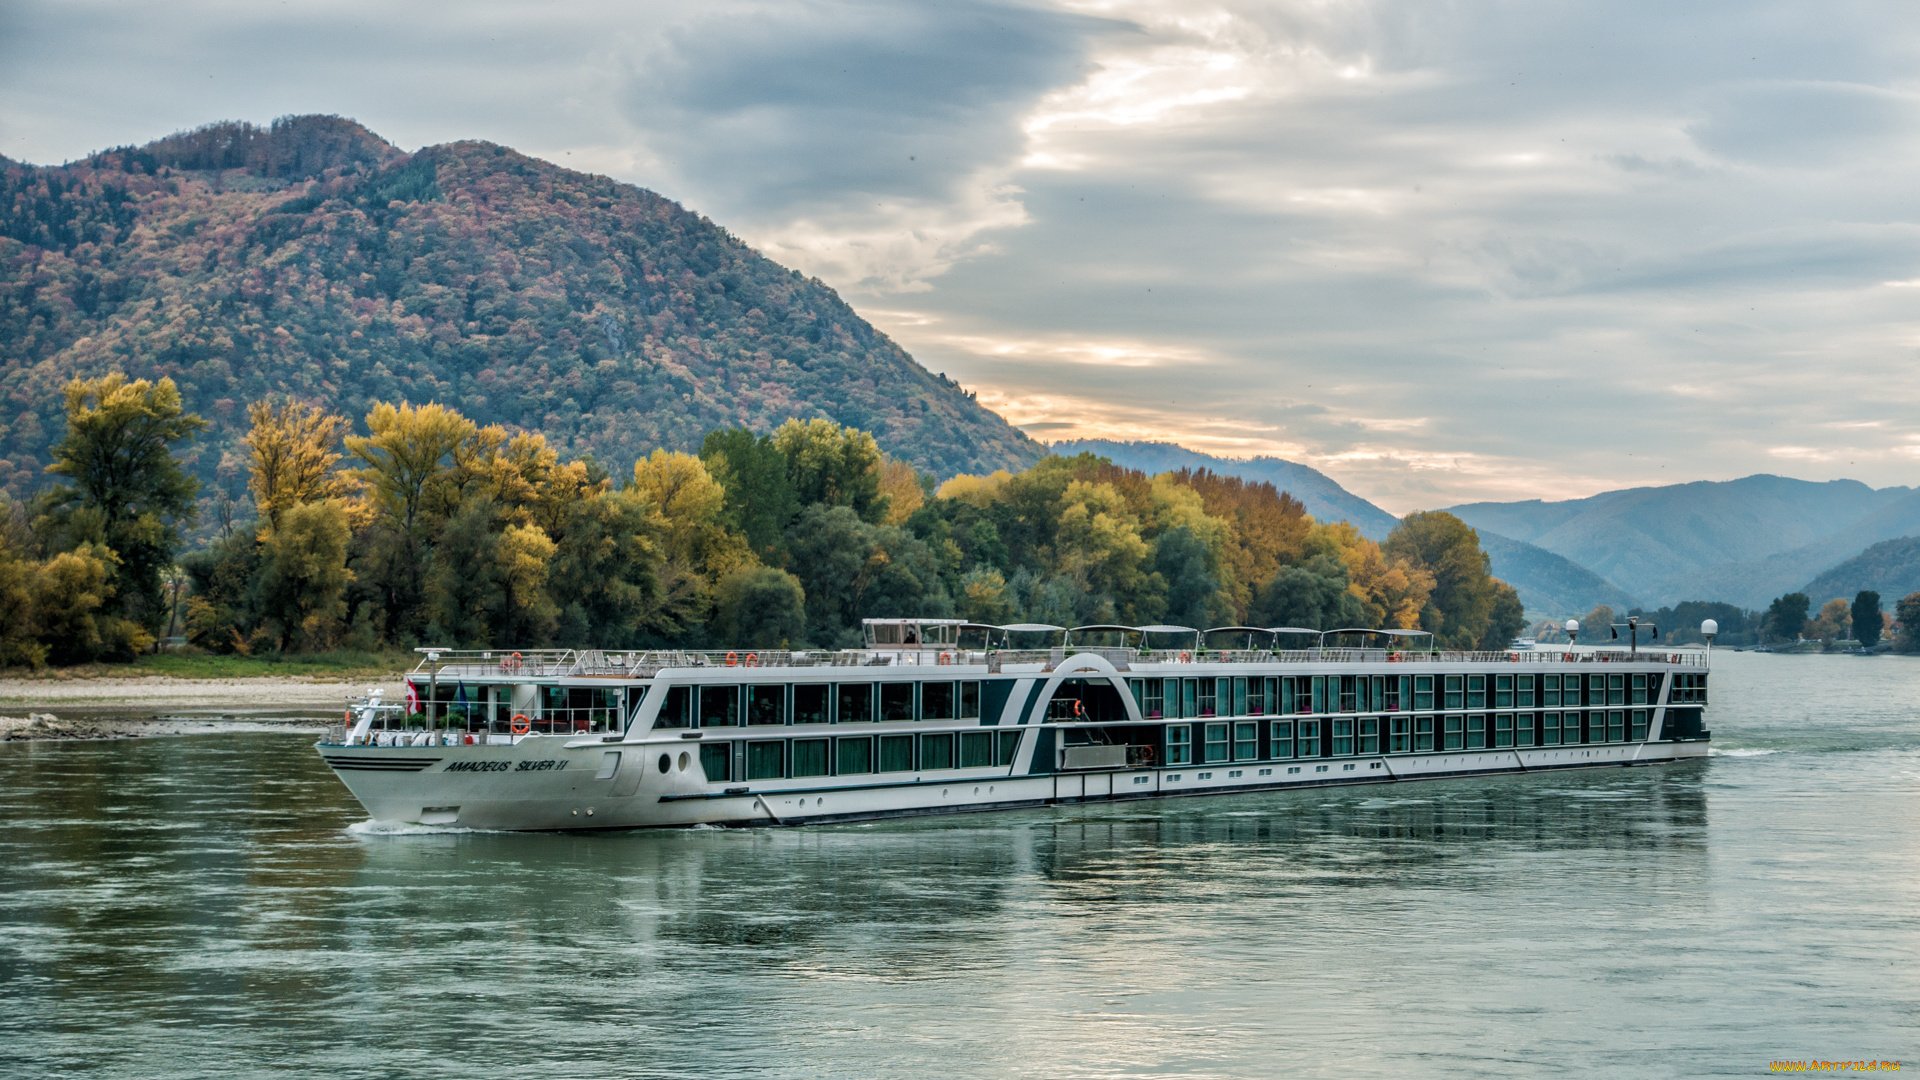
[408,645,1710,680]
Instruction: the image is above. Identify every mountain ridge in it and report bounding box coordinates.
[0,114,1045,510]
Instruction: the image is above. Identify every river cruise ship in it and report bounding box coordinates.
[317,619,1712,830]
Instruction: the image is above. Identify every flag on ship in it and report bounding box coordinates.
[405,681,421,714]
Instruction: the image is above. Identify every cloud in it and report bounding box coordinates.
[5,0,1920,511]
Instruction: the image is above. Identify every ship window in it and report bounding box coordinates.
[1589,673,1607,705]
[1234,721,1258,761]
[960,731,993,768]
[1444,715,1464,751]
[1517,674,1535,709]
[1359,717,1379,755]
[1414,716,1434,752]
[1297,720,1322,757]
[1270,720,1294,759]
[1340,676,1357,713]
[836,736,872,775]
[1608,674,1626,706]
[1631,674,1648,706]
[658,685,692,729]
[1183,679,1199,719]
[1141,679,1165,719]
[1280,678,1296,715]
[921,681,955,720]
[1493,713,1513,748]
[998,730,1022,766]
[1389,716,1409,754]
[699,742,730,782]
[1386,676,1405,712]
[1466,675,1485,710]
[837,683,874,723]
[1167,724,1192,765]
[1312,676,1329,714]
[1204,722,1229,762]
[1234,677,1249,717]
[1414,675,1433,711]
[1607,710,1625,742]
[1567,712,1587,744]
[1467,714,1486,749]
[960,681,981,718]
[1495,675,1514,709]
[1542,711,1560,744]
[880,682,914,722]
[921,733,954,770]
[1199,680,1218,718]
[792,739,830,778]
[699,686,739,727]
[1630,710,1648,741]
[1515,712,1535,747]
[746,740,785,780]
[1247,678,1265,716]
[1444,675,1463,711]
[747,685,786,726]
[879,734,915,772]
[1332,718,1354,756]
[793,684,829,725]
[1542,674,1561,708]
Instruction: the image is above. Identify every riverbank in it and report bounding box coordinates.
[0,673,409,740]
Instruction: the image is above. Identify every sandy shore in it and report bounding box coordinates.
[0,674,408,739]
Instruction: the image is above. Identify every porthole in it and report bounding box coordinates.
[677,752,690,771]
[657,754,671,773]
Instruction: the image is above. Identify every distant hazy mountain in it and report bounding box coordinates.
[1802,536,1920,605]
[1051,440,1400,539]
[1445,475,1916,606]
[1476,530,1638,617]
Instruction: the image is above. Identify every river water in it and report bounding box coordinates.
[1,650,1914,1078]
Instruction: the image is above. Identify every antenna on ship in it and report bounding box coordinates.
[1701,618,1718,657]
[1565,619,1579,649]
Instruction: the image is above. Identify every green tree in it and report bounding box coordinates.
[254,499,353,651]
[1155,526,1219,629]
[1251,553,1365,630]
[785,504,950,647]
[1382,511,1500,648]
[1482,580,1526,650]
[37,374,207,634]
[1764,592,1810,643]
[347,400,475,637]
[773,418,885,522]
[712,566,807,648]
[700,427,798,563]
[549,487,665,647]
[1852,590,1882,648]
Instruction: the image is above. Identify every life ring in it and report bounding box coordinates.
[500,652,523,673]
[1509,652,1519,662]
[511,714,530,735]
[726,651,739,667]
[1388,653,1402,663]
[744,653,759,668]
[1564,653,1575,662]
[938,652,951,666]
[1179,651,1191,663]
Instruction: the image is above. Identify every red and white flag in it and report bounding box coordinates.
[405,681,421,714]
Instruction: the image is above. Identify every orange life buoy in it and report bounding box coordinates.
[745,652,759,667]
[500,651,523,673]
[511,714,530,735]
[1564,653,1575,662]
[1179,651,1191,663]
[726,651,739,667]
[1388,652,1402,663]
[938,652,951,666]
[1509,652,1519,662]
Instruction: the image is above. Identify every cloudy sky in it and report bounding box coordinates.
[4,0,1918,512]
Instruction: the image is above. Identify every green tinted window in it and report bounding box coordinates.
[960,731,993,768]
[920,733,954,770]
[878,734,914,771]
[699,741,730,781]
[997,730,1022,766]
[835,736,872,774]
[792,739,829,778]
[746,740,784,780]
[837,683,874,723]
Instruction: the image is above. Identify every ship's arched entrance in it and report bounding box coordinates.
[1045,677,1156,769]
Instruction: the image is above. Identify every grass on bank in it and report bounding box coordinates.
[2,648,415,681]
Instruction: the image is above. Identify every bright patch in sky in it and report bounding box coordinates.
[3,0,1918,512]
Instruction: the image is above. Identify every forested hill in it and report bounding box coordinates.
[0,115,1044,506]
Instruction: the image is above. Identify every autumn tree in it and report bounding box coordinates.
[255,499,354,650]
[774,418,885,522]
[36,374,207,638]
[1382,511,1505,649]
[244,398,349,535]
[347,401,474,634]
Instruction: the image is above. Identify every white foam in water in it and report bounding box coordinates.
[1709,747,1781,757]
[346,818,475,836]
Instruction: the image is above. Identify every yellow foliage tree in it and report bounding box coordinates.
[877,458,924,526]
[346,401,476,540]
[937,470,1011,508]
[243,399,350,536]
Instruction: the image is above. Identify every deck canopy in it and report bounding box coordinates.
[1319,627,1436,649]
[862,618,969,647]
